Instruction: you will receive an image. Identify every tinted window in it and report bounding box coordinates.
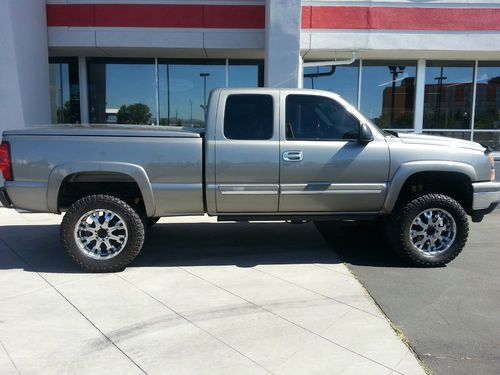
[286,95,360,140]
[224,94,273,140]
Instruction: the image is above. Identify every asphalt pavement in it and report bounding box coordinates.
[316,211,500,375]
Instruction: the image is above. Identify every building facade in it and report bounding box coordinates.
[1,0,500,150]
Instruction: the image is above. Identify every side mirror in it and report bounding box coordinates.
[359,123,374,143]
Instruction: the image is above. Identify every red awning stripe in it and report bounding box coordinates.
[301,6,500,31]
[46,4,265,29]
[47,4,500,31]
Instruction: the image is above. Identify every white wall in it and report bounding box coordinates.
[0,0,50,134]
[264,0,302,88]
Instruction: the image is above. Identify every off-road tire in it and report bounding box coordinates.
[61,194,145,272]
[387,194,469,267]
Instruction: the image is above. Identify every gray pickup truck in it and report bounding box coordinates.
[1,88,499,272]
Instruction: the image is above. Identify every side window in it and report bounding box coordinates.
[285,95,360,141]
[224,94,273,140]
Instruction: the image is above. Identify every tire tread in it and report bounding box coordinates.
[387,194,469,267]
[60,194,145,272]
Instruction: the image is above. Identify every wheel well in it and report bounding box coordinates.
[396,171,473,214]
[58,172,146,214]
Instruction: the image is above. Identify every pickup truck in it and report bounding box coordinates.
[1,88,499,272]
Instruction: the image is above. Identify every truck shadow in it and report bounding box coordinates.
[0,221,410,274]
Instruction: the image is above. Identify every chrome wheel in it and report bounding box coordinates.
[409,208,457,256]
[74,209,128,260]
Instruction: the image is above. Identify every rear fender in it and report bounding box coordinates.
[47,162,155,216]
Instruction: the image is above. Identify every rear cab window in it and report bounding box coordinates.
[224,94,274,140]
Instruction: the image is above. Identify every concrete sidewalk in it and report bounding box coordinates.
[0,208,425,375]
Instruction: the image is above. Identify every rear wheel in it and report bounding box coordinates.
[387,194,468,267]
[61,194,145,272]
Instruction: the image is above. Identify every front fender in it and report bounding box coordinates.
[47,161,155,216]
[383,161,476,213]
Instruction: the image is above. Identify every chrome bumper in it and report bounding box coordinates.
[472,181,500,210]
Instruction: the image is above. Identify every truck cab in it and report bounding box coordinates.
[205,88,389,218]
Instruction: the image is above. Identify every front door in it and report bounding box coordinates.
[215,91,280,213]
[279,92,390,213]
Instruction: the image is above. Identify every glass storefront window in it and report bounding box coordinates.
[423,131,471,141]
[228,60,263,87]
[157,59,262,127]
[87,58,156,125]
[360,60,416,129]
[474,62,500,130]
[49,57,80,124]
[158,60,226,127]
[303,62,359,107]
[473,132,500,151]
[423,61,474,130]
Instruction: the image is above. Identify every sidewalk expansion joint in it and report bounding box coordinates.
[252,266,385,320]
[0,237,149,375]
[115,273,276,375]
[178,266,405,375]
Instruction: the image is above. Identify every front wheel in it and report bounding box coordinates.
[387,194,469,267]
[61,194,145,272]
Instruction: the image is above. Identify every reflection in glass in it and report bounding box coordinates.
[423,61,474,129]
[286,95,360,140]
[228,60,263,87]
[423,131,471,141]
[87,59,156,125]
[474,62,500,130]
[49,57,80,124]
[474,132,500,151]
[86,58,262,127]
[303,62,359,107]
[158,60,226,127]
[360,60,416,129]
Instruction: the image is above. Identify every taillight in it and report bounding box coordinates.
[0,142,13,180]
[489,153,496,181]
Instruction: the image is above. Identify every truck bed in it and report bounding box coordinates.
[2,124,204,216]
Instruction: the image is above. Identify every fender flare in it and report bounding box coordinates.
[47,161,155,217]
[384,161,476,213]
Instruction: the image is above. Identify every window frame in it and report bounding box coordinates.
[49,56,81,124]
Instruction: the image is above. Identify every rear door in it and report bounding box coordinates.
[278,91,390,213]
[214,91,280,213]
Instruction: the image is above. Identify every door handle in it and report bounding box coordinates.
[283,150,303,162]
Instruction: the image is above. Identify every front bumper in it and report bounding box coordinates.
[472,181,500,211]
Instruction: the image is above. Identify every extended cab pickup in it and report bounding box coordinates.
[1,88,499,271]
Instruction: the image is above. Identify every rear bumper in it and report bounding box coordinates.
[0,187,12,208]
[472,181,500,211]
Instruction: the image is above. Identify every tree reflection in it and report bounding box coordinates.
[117,103,152,125]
